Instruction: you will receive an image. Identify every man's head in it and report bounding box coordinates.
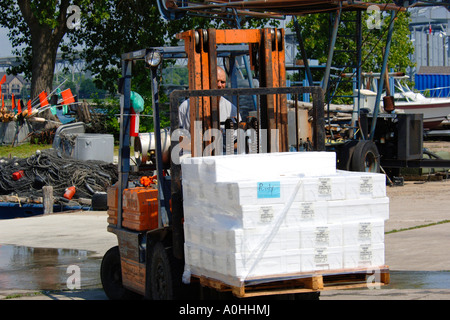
[217,66,226,89]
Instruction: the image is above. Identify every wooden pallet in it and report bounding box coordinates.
[191,265,390,298]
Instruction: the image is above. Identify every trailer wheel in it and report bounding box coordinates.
[148,241,173,300]
[351,140,380,173]
[100,246,141,300]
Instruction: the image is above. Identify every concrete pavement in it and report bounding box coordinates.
[0,180,449,300]
[0,211,117,258]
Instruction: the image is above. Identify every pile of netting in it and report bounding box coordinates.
[0,148,118,204]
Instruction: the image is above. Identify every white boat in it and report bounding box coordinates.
[390,76,450,130]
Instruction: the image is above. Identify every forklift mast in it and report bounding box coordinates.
[177,28,288,155]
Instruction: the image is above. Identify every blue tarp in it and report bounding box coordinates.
[415,74,450,98]
[0,202,91,219]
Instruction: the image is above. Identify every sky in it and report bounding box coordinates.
[0,27,14,57]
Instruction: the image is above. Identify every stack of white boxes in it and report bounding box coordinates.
[181,152,388,287]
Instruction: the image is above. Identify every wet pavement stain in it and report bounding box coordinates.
[386,270,450,290]
[0,245,102,291]
[1,244,450,293]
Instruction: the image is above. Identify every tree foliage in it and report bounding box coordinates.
[291,8,414,103]
[0,1,278,133]
[0,1,92,99]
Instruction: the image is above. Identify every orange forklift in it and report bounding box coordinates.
[100,27,331,299]
[100,28,389,300]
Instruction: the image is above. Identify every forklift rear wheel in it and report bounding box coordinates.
[100,246,141,300]
[148,241,173,300]
[351,140,380,173]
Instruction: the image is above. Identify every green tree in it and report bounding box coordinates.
[0,0,105,123]
[78,77,96,99]
[0,1,94,98]
[66,0,213,135]
[291,8,414,104]
[0,1,277,134]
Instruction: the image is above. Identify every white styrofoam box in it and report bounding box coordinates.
[230,249,305,279]
[183,199,328,230]
[239,203,292,228]
[185,174,347,208]
[220,178,304,206]
[181,151,337,183]
[201,247,228,276]
[338,170,386,199]
[301,175,346,201]
[183,200,297,229]
[182,179,237,208]
[184,242,301,284]
[285,250,302,274]
[184,221,303,253]
[299,223,343,249]
[232,227,300,253]
[300,247,343,272]
[184,242,225,274]
[179,157,202,182]
[327,197,389,223]
[231,250,286,279]
[286,201,328,225]
[182,201,241,228]
[184,199,331,235]
[236,178,304,205]
[343,243,385,269]
[184,242,200,269]
[182,176,305,208]
[342,219,385,246]
[182,173,354,210]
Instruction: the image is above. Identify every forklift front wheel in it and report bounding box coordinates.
[351,140,380,173]
[148,241,174,300]
[100,246,141,300]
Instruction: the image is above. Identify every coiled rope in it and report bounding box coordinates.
[0,148,118,204]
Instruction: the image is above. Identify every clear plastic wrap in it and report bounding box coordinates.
[181,152,389,288]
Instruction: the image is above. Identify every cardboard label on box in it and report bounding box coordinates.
[315,227,330,245]
[358,222,372,240]
[360,176,373,194]
[300,202,314,219]
[259,206,274,223]
[318,178,331,195]
[359,244,373,261]
[314,248,328,264]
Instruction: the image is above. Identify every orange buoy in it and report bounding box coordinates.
[63,186,76,200]
[12,170,24,181]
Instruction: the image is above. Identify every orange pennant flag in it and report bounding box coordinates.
[0,74,6,85]
[27,99,32,115]
[11,94,15,110]
[17,99,21,113]
[1,94,4,111]
[61,88,75,105]
[39,91,49,108]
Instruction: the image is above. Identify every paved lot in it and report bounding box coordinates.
[321,179,450,300]
[0,180,449,300]
[0,211,117,258]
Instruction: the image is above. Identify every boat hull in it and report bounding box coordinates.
[393,99,450,129]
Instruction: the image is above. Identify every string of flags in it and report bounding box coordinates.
[0,74,78,122]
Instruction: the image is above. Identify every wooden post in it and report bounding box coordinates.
[43,186,53,214]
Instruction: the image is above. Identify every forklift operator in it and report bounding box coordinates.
[178,66,241,132]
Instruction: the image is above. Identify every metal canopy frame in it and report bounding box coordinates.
[156,0,407,142]
[158,0,405,20]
